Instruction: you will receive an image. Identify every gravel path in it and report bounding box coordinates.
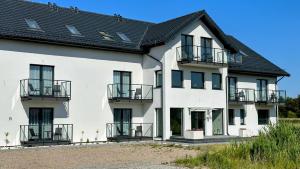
[0,143,196,169]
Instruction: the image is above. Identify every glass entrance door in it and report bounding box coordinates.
[170,108,183,136]
[114,109,132,136]
[156,108,163,137]
[29,108,54,141]
[191,111,205,134]
[113,71,131,98]
[212,109,223,135]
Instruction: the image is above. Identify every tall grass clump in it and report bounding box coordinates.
[176,122,300,169]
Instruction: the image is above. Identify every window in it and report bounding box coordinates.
[240,109,245,125]
[155,70,162,88]
[201,37,212,61]
[228,77,237,101]
[181,34,194,60]
[66,25,82,36]
[212,73,222,90]
[29,64,54,96]
[25,19,41,30]
[258,110,269,125]
[117,32,131,42]
[99,31,114,41]
[191,72,204,89]
[172,70,183,88]
[229,109,235,125]
[113,71,131,98]
[256,79,268,102]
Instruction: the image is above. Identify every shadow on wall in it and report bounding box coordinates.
[21,101,69,119]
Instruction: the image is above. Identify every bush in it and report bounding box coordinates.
[176,123,300,169]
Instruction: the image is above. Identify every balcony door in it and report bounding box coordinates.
[113,71,131,98]
[113,109,132,136]
[29,65,54,96]
[191,111,205,134]
[201,37,212,62]
[228,77,237,101]
[257,79,268,102]
[181,35,194,61]
[29,108,53,141]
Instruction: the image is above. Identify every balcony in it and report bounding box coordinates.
[255,90,286,104]
[20,79,71,101]
[20,124,73,146]
[107,84,153,103]
[229,88,255,104]
[106,123,153,141]
[176,45,242,68]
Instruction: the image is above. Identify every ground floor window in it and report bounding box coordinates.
[240,109,246,125]
[228,109,235,125]
[170,108,183,136]
[258,109,269,125]
[191,111,205,133]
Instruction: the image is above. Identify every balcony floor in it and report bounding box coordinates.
[178,60,227,68]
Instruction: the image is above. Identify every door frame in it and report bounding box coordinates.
[113,108,132,136]
[28,107,54,141]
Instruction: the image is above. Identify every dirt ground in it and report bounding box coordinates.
[0,143,199,169]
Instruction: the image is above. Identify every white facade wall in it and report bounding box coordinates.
[0,19,281,146]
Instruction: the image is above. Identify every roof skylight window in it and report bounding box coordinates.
[116,32,131,43]
[99,31,114,41]
[66,25,82,36]
[25,19,41,30]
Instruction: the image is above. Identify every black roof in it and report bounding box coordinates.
[227,36,290,77]
[0,0,289,77]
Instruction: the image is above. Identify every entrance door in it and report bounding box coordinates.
[191,111,205,134]
[170,108,183,136]
[29,65,54,96]
[156,108,163,137]
[113,71,131,98]
[114,109,132,136]
[29,108,54,141]
[256,79,268,102]
[212,109,223,135]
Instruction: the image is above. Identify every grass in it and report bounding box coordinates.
[176,122,300,169]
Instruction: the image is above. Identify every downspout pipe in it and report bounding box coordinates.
[275,76,286,122]
[145,54,163,138]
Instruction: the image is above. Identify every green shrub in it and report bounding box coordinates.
[176,123,300,169]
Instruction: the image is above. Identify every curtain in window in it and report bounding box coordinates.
[29,65,40,95]
[113,71,121,98]
[42,66,53,96]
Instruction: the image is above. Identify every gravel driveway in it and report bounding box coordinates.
[0,142,198,169]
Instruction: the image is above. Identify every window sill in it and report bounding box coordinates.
[212,88,222,90]
[191,87,205,89]
[172,87,184,89]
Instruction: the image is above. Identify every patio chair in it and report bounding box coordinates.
[135,126,142,137]
[270,92,277,102]
[29,128,38,141]
[53,84,61,96]
[238,91,246,101]
[134,88,142,99]
[29,83,39,95]
[54,127,62,141]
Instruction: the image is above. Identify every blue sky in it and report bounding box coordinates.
[33,0,300,97]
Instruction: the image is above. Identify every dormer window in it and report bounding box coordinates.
[66,25,82,36]
[117,32,131,43]
[99,31,114,41]
[25,19,41,30]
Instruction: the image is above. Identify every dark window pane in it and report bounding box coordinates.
[240,109,245,125]
[191,72,204,89]
[258,110,269,125]
[156,70,162,87]
[172,70,183,88]
[212,73,222,90]
[181,35,194,60]
[201,37,212,61]
[229,109,235,125]
[170,108,183,136]
[228,77,237,101]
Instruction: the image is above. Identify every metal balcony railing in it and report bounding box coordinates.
[255,90,286,103]
[20,124,73,145]
[176,45,242,65]
[229,88,255,103]
[107,83,153,102]
[20,79,71,101]
[106,123,153,140]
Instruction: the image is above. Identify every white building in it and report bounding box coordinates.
[0,0,289,146]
